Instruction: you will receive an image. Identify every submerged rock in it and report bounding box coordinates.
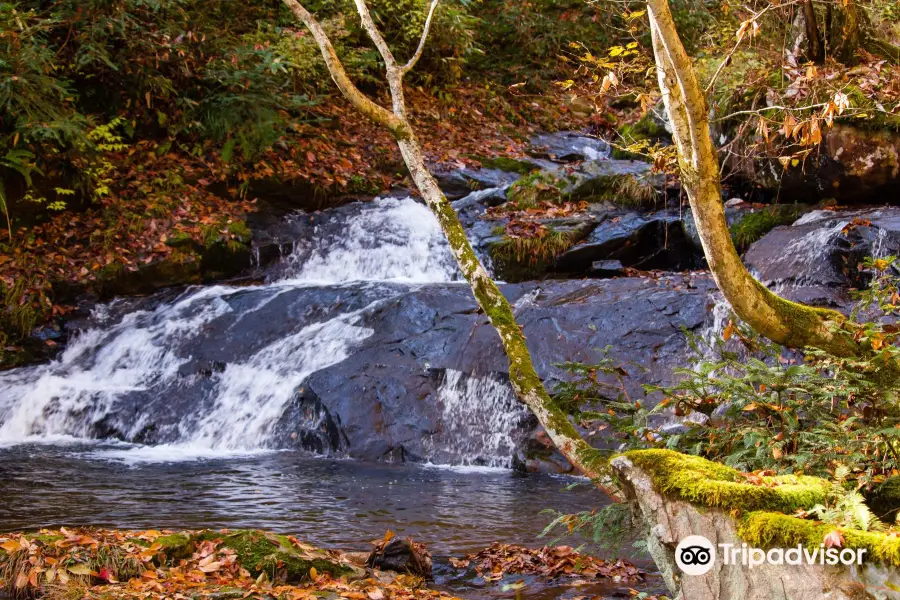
[367,538,432,578]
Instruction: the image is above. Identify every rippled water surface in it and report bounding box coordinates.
[0,443,663,599]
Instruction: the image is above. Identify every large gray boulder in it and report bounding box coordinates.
[744,207,900,307]
[72,276,714,467]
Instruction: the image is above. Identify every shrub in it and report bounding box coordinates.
[554,256,900,492]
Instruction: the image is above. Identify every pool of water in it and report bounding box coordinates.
[0,442,664,599]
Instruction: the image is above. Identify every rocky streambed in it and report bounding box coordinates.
[5,131,900,471]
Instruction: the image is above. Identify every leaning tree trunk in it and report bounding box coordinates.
[281,0,611,488]
[644,0,864,358]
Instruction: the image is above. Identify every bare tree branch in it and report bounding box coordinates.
[281,0,410,138]
[352,0,409,116]
[353,0,399,69]
[401,0,440,75]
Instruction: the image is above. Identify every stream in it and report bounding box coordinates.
[0,443,662,599]
[0,194,668,598]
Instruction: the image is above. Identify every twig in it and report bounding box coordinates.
[705,0,806,95]
[402,0,439,75]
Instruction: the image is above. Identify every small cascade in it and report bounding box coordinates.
[281,197,459,284]
[0,197,483,461]
[693,292,733,364]
[425,369,529,468]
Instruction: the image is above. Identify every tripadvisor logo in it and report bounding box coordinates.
[676,535,716,576]
[675,535,867,575]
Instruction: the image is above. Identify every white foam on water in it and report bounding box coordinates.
[282,197,459,285]
[426,369,529,468]
[0,289,235,442]
[86,443,279,465]
[187,310,374,449]
[420,463,511,475]
[0,434,97,449]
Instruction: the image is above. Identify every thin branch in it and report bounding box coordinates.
[401,0,439,75]
[281,0,407,135]
[352,0,409,116]
[353,0,398,69]
[705,0,805,95]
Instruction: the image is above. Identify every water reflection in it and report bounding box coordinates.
[0,444,590,554]
[0,444,664,599]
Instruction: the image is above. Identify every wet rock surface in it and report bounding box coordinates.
[53,275,713,467]
[553,210,701,274]
[745,206,900,306]
[367,538,433,578]
[527,131,611,162]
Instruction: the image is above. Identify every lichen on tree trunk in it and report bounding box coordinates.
[644,0,869,360]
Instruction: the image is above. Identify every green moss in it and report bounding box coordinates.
[156,532,195,560]
[620,449,830,513]
[632,112,669,140]
[843,86,900,132]
[488,228,578,282]
[199,530,353,583]
[867,476,900,524]
[26,533,64,546]
[739,511,900,567]
[611,112,670,160]
[165,231,196,249]
[506,171,566,209]
[730,205,807,251]
[478,156,538,176]
[576,173,659,208]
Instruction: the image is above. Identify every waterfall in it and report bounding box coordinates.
[281,197,460,284]
[0,197,479,461]
[425,369,529,468]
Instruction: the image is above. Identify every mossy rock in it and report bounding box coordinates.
[730,204,809,251]
[506,171,566,209]
[867,476,900,525]
[477,156,539,176]
[621,450,900,568]
[739,511,900,567]
[198,530,356,583]
[611,111,670,160]
[620,449,830,514]
[487,221,591,282]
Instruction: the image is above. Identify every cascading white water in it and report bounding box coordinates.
[425,369,528,468]
[0,197,473,459]
[282,197,460,284]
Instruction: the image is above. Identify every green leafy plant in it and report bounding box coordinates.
[802,465,885,531]
[0,149,42,238]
